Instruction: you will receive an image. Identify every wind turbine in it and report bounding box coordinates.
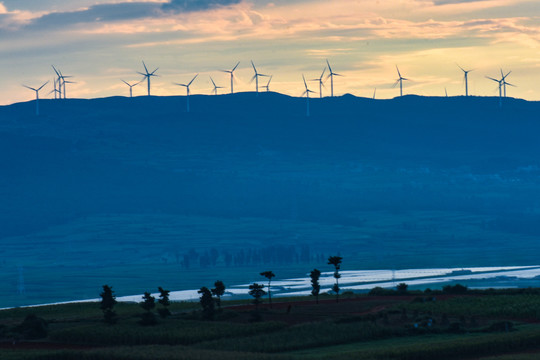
[373,88,376,99]
[261,75,272,92]
[121,79,140,98]
[458,65,473,96]
[393,66,408,97]
[175,74,198,112]
[222,61,240,94]
[500,69,514,97]
[326,60,342,97]
[22,81,49,116]
[210,76,224,95]
[61,75,75,99]
[311,67,326,98]
[51,66,63,99]
[302,74,316,117]
[137,61,159,96]
[486,73,504,107]
[251,61,269,94]
[49,79,60,99]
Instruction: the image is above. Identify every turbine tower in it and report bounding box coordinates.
[175,74,198,112]
[302,74,316,117]
[458,65,473,96]
[311,67,326,98]
[22,81,49,116]
[326,60,341,97]
[222,61,240,94]
[250,61,269,94]
[137,61,159,96]
[121,79,140,98]
[262,75,272,92]
[393,66,408,97]
[210,76,224,95]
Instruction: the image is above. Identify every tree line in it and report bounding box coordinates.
[99,255,343,324]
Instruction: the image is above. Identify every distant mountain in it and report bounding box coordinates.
[2,93,540,308]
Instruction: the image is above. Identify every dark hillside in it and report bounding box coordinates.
[1,93,540,307]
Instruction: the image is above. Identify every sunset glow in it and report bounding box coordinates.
[2,0,539,105]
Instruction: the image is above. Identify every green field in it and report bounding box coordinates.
[2,288,540,359]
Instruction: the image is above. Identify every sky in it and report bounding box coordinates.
[1,0,540,105]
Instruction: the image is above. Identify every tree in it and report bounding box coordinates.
[260,271,275,308]
[328,256,343,302]
[140,292,157,325]
[157,287,171,318]
[211,280,226,310]
[198,286,215,320]
[396,283,408,295]
[248,283,266,311]
[310,269,321,304]
[100,285,117,324]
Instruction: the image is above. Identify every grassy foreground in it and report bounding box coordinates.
[1,290,540,359]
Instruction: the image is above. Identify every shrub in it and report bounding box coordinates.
[13,314,48,339]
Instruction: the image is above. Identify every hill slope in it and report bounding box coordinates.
[1,93,540,307]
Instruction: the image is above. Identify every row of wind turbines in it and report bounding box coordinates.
[22,60,515,116]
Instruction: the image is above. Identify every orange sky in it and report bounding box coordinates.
[1,0,539,104]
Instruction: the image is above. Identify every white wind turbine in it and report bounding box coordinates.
[222,61,240,94]
[210,76,224,95]
[51,66,63,99]
[262,75,272,92]
[250,61,269,94]
[121,79,140,98]
[50,78,60,99]
[22,81,49,116]
[302,74,316,117]
[500,69,515,97]
[137,61,159,96]
[311,67,326,98]
[486,73,504,107]
[458,65,473,96]
[393,66,408,97]
[175,74,198,112]
[326,60,342,97]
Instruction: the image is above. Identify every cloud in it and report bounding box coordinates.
[162,0,241,12]
[432,0,490,4]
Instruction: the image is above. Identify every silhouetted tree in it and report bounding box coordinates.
[310,268,321,304]
[248,283,266,311]
[100,285,117,324]
[396,283,408,295]
[211,280,226,310]
[140,292,157,325]
[198,286,215,320]
[260,271,275,308]
[328,256,343,302]
[157,287,171,318]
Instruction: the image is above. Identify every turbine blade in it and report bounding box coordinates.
[302,74,308,89]
[22,84,36,91]
[396,65,401,77]
[232,61,240,72]
[210,76,216,87]
[486,76,499,82]
[142,61,149,74]
[188,74,198,86]
[251,60,256,73]
[320,67,326,78]
[326,59,332,73]
[121,79,130,86]
[51,65,60,76]
[37,81,49,91]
